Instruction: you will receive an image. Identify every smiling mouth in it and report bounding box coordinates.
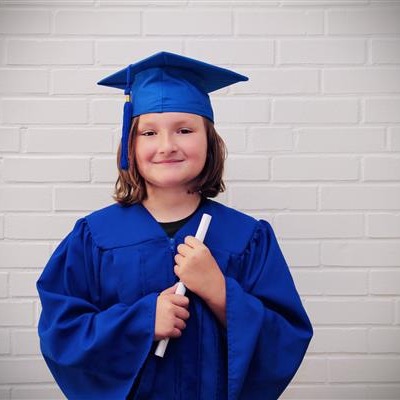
[154,160,184,164]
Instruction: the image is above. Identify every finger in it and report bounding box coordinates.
[174,253,184,265]
[174,264,181,279]
[174,318,186,331]
[184,235,199,247]
[175,307,190,320]
[177,243,191,256]
[171,294,189,307]
[169,328,183,338]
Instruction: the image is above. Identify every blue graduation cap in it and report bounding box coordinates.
[97,51,248,170]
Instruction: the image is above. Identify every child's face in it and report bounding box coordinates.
[135,112,208,192]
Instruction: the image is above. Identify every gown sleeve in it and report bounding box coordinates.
[37,218,158,399]
[226,220,313,400]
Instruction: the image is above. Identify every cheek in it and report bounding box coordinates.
[134,140,151,164]
[190,134,207,162]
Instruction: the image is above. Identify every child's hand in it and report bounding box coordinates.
[174,237,225,304]
[154,284,190,341]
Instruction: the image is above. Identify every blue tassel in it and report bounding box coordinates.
[120,97,133,170]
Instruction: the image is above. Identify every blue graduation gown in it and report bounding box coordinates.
[37,199,312,400]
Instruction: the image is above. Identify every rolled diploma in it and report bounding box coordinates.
[154,213,212,358]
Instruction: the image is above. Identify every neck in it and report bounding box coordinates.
[142,187,202,223]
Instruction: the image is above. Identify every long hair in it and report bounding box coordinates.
[113,116,227,206]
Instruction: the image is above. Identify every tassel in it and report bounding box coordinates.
[120,65,133,170]
[120,93,133,170]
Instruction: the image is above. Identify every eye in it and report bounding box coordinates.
[178,128,192,134]
[140,130,156,136]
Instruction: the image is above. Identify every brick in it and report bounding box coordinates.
[309,328,368,353]
[0,69,48,94]
[218,126,246,154]
[12,329,40,355]
[0,215,4,239]
[291,270,324,296]
[99,0,184,3]
[0,9,50,34]
[143,10,231,35]
[370,271,400,295]
[225,156,269,181]
[369,328,400,353]
[367,214,400,238]
[372,39,400,64]
[0,302,34,326]
[191,0,276,4]
[0,39,4,66]
[249,127,293,152]
[0,128,20,152]
[92,157,117,183]
[291,358,327,383]
[55,10,140,35]
[360,385,400,400]
[11,386,64,399]
[364,157,400,181]
[329,358,400,382]
[0,359,53,384]
[213,98,270,124]
[2,99,88,124]
[0,272,7,297]
[55,186,114,211]
[321,186,400,210]
[7,40,93,65]
[92,99,122,124]
[397,300,400,325]
[234,69,319,95]
[281,0,368,4]
[276,214,363,238]
[3,158,90,182]
[293,270,368,296]
[324,69,400,94]
[296,127,385,153]
[323,270,368,295]
[97,40,183,65]
[113,129,122,153]
[0,187,52,211]
[280,242,320,267]
[272,157,359,181]
[186,40,273,66]
[10,272,41,297]
[236,10,323,35]
[365,98,400,123]
[282,385,369,400]
[328,8,400,35]
[390,128,400,151]
[5,214,79,240]
[26,127,114,154]
[280,39,365,64]
[230,186,317,211]
[273,99,358,123]
[52,69,114,95]
[322,241,400,267]
[0,329,10,354]
[0,243,50,269]
[307,299,393,325]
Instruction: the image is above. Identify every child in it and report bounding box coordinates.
[37,52,313,400]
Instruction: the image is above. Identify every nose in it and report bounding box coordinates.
[158,132,177,154]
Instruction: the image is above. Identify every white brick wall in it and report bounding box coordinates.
[0,1,399,399]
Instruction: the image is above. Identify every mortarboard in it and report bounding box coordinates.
[97,51,248,170]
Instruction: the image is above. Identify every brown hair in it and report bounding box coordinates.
[113,116,227,205]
